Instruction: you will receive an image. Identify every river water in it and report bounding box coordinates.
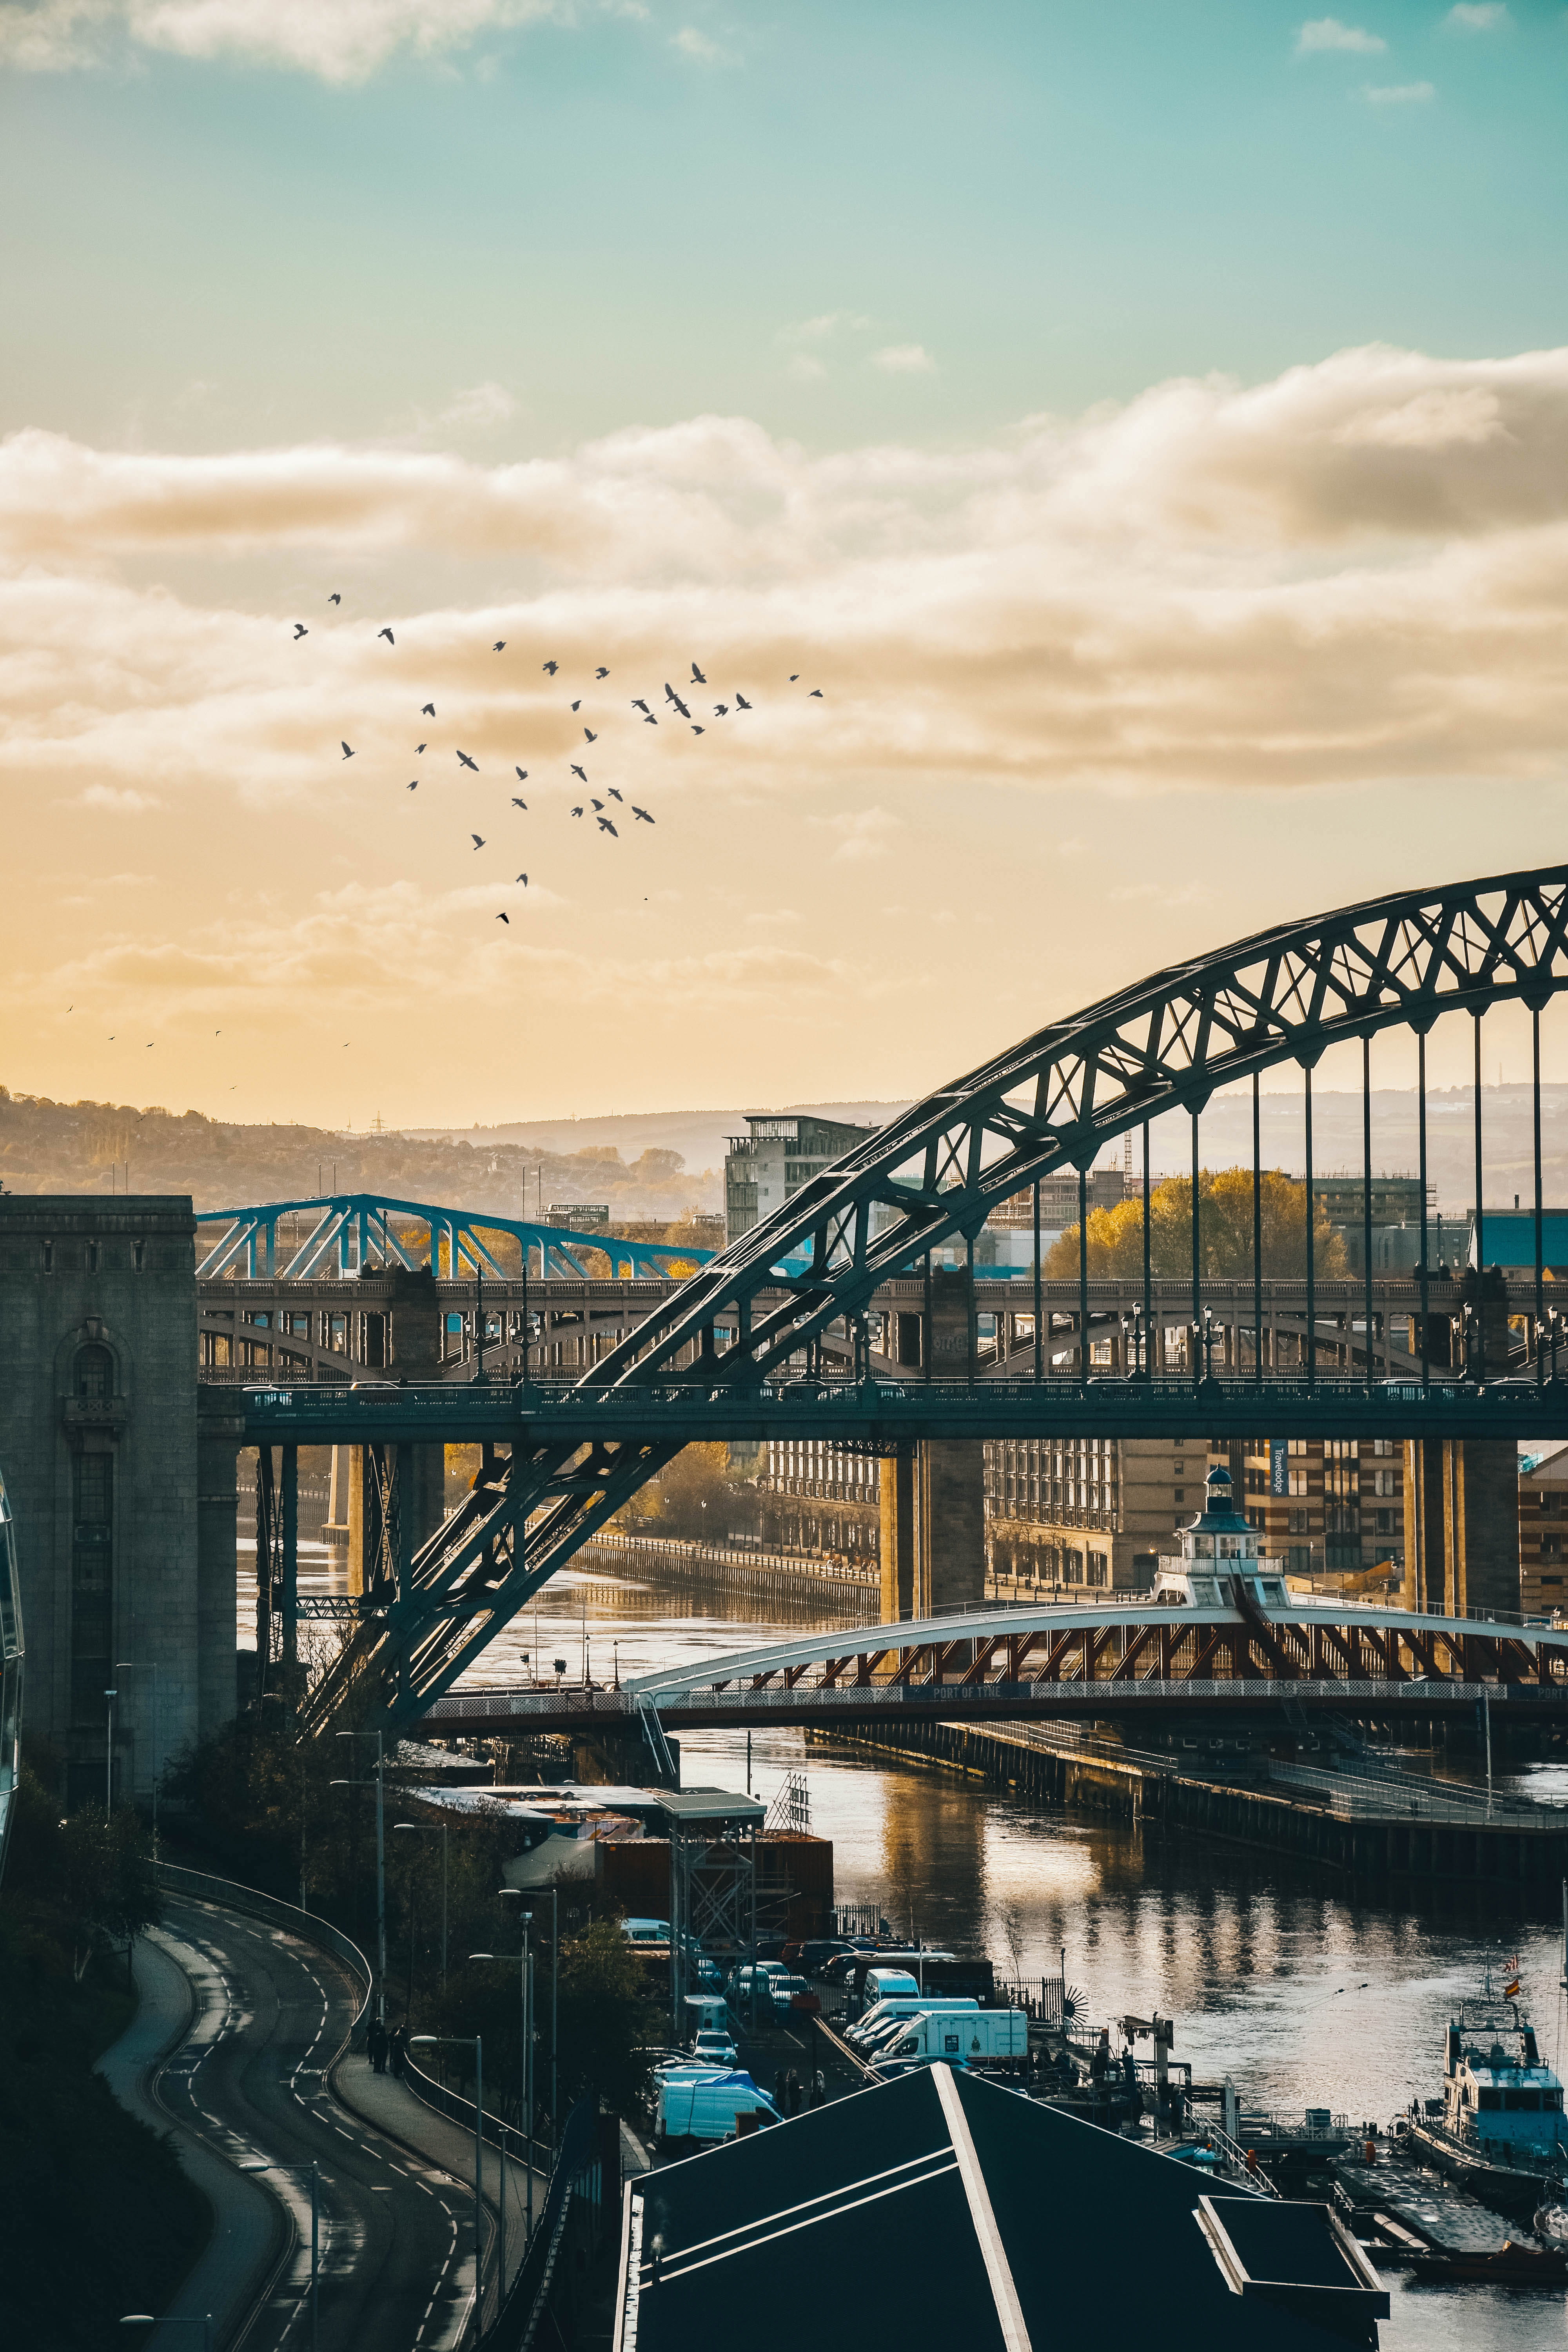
[261,1545,1568,2347]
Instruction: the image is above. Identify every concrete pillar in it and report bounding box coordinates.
[1404,1440,1446,1613]
[196,1397,244,1737]
[390,1267,446,1563]
[881,1441,917,1621]
[917,1440,987,1614]
[1442,1440,1521,1618]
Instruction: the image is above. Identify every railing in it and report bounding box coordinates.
[579,1529,879,1591]
[154,1864,373,2045]
[478,2098,600,2352]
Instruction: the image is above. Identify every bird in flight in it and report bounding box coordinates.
[471,833,486,849]
[632,805,654,824]
[664,685,691,718]
[511,796,528,809]
[516,873,528,885]
[789,673,799,681]
[422,702,436,716]
[515,766,528,781]
[810,688,823,697]
[329,593,341,605]
[691,724,705,735]
[592,798,604,811]
[607,787,623,803]
[642,711,658,724]
[416,742,427,753]
[293,623,308,639]
[543,660,558,675]
[631,698,650,715]
[735,692,752,710]
[584,728,597,743]
[595,665,609,679]
[571,699,581,713]
[597,816,618,835]
[457,750,478,771]
[493,641,506,652]
[714,703,729,717]
[341,742,355,760]
[379,628,395,645]
[570,763,587,783]
[497,911,510,924]
[407,781,419,792]
[691,663,707,684]
[570,804,583,817]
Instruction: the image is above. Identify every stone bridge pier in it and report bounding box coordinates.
[880,1268,987,1619]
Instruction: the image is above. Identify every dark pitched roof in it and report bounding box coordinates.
[618,2067,1385,2352]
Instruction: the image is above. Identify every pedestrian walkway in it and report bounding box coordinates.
[333,2050,547,2303]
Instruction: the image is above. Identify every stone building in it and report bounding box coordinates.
[1519,1444,1568,1617]
[0,1194,232,1807]
[984,1435,1206,1593]
[724,1113,877,1245]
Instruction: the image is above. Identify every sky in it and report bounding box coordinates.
[3,0,1568,1132]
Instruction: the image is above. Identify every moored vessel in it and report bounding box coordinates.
[1406,1978,1566,2219]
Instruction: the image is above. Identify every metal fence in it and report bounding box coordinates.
[477,2097,600,2352]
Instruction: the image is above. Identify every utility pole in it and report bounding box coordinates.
[333,1730,387,2023]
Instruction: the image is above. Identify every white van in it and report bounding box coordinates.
[847,1996,980,2049]
[860,1967,921,2011]
[870,2010,1028,2075]
[657,2069,781,2145]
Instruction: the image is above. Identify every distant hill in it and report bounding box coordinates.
[400,1100,911,1181]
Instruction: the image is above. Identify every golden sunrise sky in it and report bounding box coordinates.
[3,0,1567,1130]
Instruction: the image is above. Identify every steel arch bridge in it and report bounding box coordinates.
[195,1190,716,1283]
[302,862,1568,1731]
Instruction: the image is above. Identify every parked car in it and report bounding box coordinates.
[768,1973,812,2019]
[728,1960,789,2003]
[692,2028,739,2068]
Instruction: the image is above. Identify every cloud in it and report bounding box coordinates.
[1446,2,1508,25]
[9,341,1568,837]
[1295,16,1386,53]
[787,354,827,384]
[0,0,630,81]
[436,382,517,431]
[1361,78,1435,102]
[78,784,161,813]
[671,24,727,63]
[872,344,936,376]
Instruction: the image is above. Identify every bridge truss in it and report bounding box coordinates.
[297,863,1568,1731]
[194,1190,715,1283]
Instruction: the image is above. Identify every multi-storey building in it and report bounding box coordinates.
[1518,1444,1568,1617]
[1212,1437,1404,1581]
[724,1114,878,1245]
[759,1439,880,1561]
[984,1435,1206,1592]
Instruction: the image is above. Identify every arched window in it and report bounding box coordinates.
[74,1345,113,1401]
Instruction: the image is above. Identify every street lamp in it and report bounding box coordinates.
[104,1688,118,1813]
[120,2321,211,2350]
[410,2034,484,2341]
[240,2160,326,2351]
[393,1820,450,1989]
[332,1730,387,2024]
[502,1884,557,2152]
[115,1661,160,1857]
[475,1909,536,2249]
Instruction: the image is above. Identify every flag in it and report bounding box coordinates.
[1504,1976,1521,1998]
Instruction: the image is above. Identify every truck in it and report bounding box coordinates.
[657,2069,781,2145]
[869,2009,1029,2074]
[847,1996,980,2049]
[682,1994,730,2040]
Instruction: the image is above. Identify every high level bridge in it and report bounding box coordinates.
[187,862,1568,1733]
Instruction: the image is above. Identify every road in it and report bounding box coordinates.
[120,1896,483,2352]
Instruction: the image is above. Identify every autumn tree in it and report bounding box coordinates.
[1044,1169,1348,1282]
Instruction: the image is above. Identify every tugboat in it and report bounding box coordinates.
[1406,1977,1567,2219]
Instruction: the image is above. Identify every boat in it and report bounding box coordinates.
[1405,1976,1568,2219]
[1409,2239,1568,2287]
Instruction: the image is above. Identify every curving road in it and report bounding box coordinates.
[112,1896,483,2352]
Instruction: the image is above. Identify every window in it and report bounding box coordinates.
[86,1241,100,1273]
[1542,1575,1563,1588]
[42,1240,54,1273]
[75,1345,113,1401]
[132,1239,145,1272]
[1543,1537,1562,1563]
[71,1451,113,1726]
[1376,1509,1394,1536]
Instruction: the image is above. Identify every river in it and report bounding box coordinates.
[260,1542,1568,2348]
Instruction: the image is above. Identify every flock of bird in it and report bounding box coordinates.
[295,599,825,929]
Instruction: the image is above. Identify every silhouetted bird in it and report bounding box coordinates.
[570,805,583,817]
[543,660,558,674]
[584,728,597,742]
[407,781,419,791]
[714,703,729,716]
[597,817,618,835]
[595,666,609,679]
[416,742,427,753]
[341,742,354,759]
[293,623,307,638]
[735,693,751,710]
[691,663,707,684]
[379,628,395,644]
[497,911,509,924]
[592,798,604,811]
[571,700,581,712]
[632,806,654,823]
[511,796,528,809]
[664,685,691,717]
[515,767,528,780]
[493,641,506,652]
[789,673,799,681]
[422,702,435,715]
[329,593,341,604]
[691,724,704,734]
[608,787,623,802]
[632,698,651,714]
[457,750,478,770]
[471,833,486,849]
[571,763,588,782]
[643,712,657,724]
[516,873,528,885]
[810,688,823,697]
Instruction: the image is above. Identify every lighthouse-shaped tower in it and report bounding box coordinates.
[1153,1462,1290,1610]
